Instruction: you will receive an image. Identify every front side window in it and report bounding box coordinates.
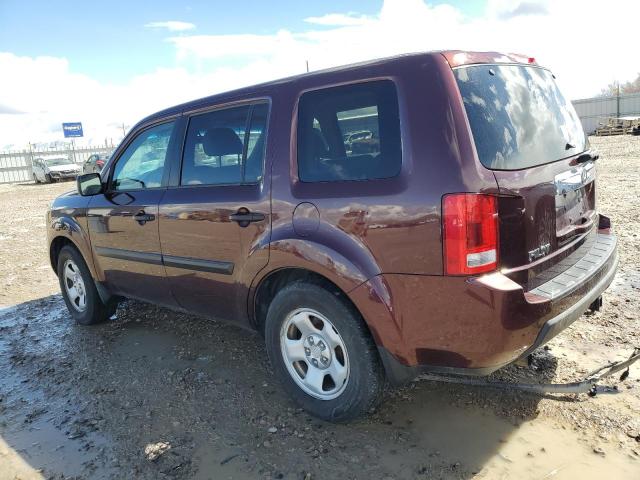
[297,80,402,182]
[181,102,268,186]
[111,121,174,190]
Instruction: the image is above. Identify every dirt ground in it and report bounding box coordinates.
[1,135,639,480]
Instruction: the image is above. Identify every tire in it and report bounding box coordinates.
[57,245,118,325]
[265,281,384,422]
[45,173,52,183]
[33,174,39,184]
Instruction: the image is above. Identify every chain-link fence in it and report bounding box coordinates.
[0,143,116,184]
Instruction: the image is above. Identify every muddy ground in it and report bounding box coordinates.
[1,135,639,480]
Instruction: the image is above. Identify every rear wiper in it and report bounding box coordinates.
[575,150,599,164]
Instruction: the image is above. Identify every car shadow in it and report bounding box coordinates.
[1,295,570,479]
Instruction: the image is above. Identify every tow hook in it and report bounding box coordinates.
[589,295,603,312]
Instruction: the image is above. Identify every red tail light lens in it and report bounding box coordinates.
[443,194,499,275]
[96,160,104,167]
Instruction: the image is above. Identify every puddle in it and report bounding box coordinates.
[0,436,45,480]
[1,413,115,479]
[0,356,116,480]
[385,390,639,479]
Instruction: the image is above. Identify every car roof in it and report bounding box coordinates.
[134,50,537,129]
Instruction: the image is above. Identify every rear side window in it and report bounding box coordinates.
[181,102,268,186]
[454,64,586,170]
[297,80,402,182]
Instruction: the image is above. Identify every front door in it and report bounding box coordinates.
[32,159,45,182]
[87,120,178,306]
[159,102,270,322]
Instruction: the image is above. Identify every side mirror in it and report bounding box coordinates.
[77,173,103,196]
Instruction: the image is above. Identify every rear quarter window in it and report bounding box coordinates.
[297,80,402,182]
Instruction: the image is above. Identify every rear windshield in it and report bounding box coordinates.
[454,64,586,170]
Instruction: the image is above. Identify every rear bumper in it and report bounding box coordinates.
[518,235,618,359]
[350,232,618,385]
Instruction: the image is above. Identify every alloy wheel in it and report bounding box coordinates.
[63,259,87,312]
[280,308,350,400]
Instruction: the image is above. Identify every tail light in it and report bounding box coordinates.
[96,160,104,167]
[443,193,499,275]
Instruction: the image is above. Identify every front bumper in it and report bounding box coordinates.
[353,232,618,385]
[49,171,79,179]
[51,173,79,180]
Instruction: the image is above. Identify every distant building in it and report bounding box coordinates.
[573,93,640,134]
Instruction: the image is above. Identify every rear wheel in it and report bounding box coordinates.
[57,245,117,325]
[33,174,39,184]
[265,282,384,422]
[45,173,52,183]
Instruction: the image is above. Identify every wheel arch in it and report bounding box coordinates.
[49,233,115,304]
[48,214,97,275]
[49,235,76,274]
[248,234,399,342]
[252,267,359,335]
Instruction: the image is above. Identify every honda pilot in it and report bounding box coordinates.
[46,51,618,421]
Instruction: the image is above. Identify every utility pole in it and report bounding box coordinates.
[121,123,126,137]
[28,142,34,168]
[616,82,620,120]
[71,139,76,164]
[305,60,309,73]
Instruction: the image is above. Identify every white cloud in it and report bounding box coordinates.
[486,0,549,19]
[144,21,196,32]
[304,13,372,26]
[168,30,299,60]
[2,0,640,149]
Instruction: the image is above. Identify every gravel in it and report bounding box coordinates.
[0,135,639,479]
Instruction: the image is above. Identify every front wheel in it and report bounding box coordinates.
[265,282,384,422]
[45,173,52,183]
[57,245,117,325]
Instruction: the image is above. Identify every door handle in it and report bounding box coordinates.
[229,209,265,227]
[133,211,155,225]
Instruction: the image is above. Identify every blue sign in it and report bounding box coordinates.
[62,122,84,138]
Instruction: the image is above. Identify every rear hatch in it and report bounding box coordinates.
[453,63,597,289]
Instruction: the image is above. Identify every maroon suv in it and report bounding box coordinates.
[47,51,618,421]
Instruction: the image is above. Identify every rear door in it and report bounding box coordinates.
[158,102,270,322]
[453,63,595,287]
[87,120,178,305]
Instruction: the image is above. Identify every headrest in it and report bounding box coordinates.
[202,128,243,156]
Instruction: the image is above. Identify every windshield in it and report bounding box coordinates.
[454,64,586,170]
[45,157,73,167]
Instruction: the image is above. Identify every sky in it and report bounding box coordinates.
[1,0,639,149]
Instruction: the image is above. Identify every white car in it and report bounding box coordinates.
[32,157,81,183]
